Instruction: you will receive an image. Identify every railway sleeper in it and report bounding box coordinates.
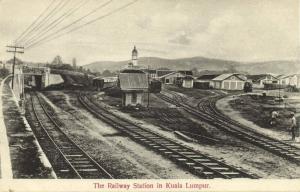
[73,164,95,168]
[77,168,98,172]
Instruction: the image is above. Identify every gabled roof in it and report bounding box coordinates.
[276,74,289,80]
[156,70,175,77]
[158,71,185,79]
[212,73,246,81]
[119,73,148,91]
[197,74,220,80]
[248,74,278,81]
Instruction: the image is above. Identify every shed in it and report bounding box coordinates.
[182,75,194,88]
[118,70,148,107]
[194,74,220,89]
[212,73,247,90]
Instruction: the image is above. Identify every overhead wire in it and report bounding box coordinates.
[23,0,90,47]
[14,0,57,45]
[17,0,69,45]
[25,0,115,49]
[20,0,73,45]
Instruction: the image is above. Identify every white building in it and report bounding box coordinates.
[211,73,247,90]
[248,74,279,88]
[278,74,300,88]
[182,76,194,88]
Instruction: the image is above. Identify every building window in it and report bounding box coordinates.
[166,79,170,83]
[132,92,137,103]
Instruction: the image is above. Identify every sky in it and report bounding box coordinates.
[0,0,299,65]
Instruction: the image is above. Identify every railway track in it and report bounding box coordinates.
[157,90,300,164]
[25,91,113,179]
[78,92,257,179]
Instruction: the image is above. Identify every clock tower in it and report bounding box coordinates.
[132,46,138,66]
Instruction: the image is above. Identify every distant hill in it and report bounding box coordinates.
[237,60,300,75]
[83,56,299,75]
[84,57,240,73]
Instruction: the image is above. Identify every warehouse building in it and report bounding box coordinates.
[211,73,247,90]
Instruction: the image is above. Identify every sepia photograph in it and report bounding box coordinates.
[0,0,299,191]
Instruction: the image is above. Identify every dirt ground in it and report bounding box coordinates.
[42,90,197,179]
[41,89,300,178]
[228,94,297,132]
[218,94,300,145]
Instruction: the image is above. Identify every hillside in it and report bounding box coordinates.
[236,60,300,74]
[84,57,240,73]
[84,56,299,75]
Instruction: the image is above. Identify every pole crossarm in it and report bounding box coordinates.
[6,50,24,54]
[6,45,24,49]
[5,45,25,89]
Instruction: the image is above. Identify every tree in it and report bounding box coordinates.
[244,82,253,93]
[191,67,200,76]
[0,68,9,78]
[51,55,63,65]
[102,69,113,77]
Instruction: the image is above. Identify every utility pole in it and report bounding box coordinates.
[6,45,24,89]
[147,65,150,108]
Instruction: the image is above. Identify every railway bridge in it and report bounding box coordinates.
[12,65,50,102]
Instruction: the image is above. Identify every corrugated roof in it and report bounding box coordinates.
[212,74,234,81]
[119,73,148,91]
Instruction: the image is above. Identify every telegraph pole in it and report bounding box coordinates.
[147,65,150,108]
[6,45,24,89]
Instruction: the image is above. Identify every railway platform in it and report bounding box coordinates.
[0,76,54,178]
[0,76,13,179]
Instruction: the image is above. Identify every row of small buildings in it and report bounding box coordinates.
[97,46,300,107]
[155,71,300,90]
